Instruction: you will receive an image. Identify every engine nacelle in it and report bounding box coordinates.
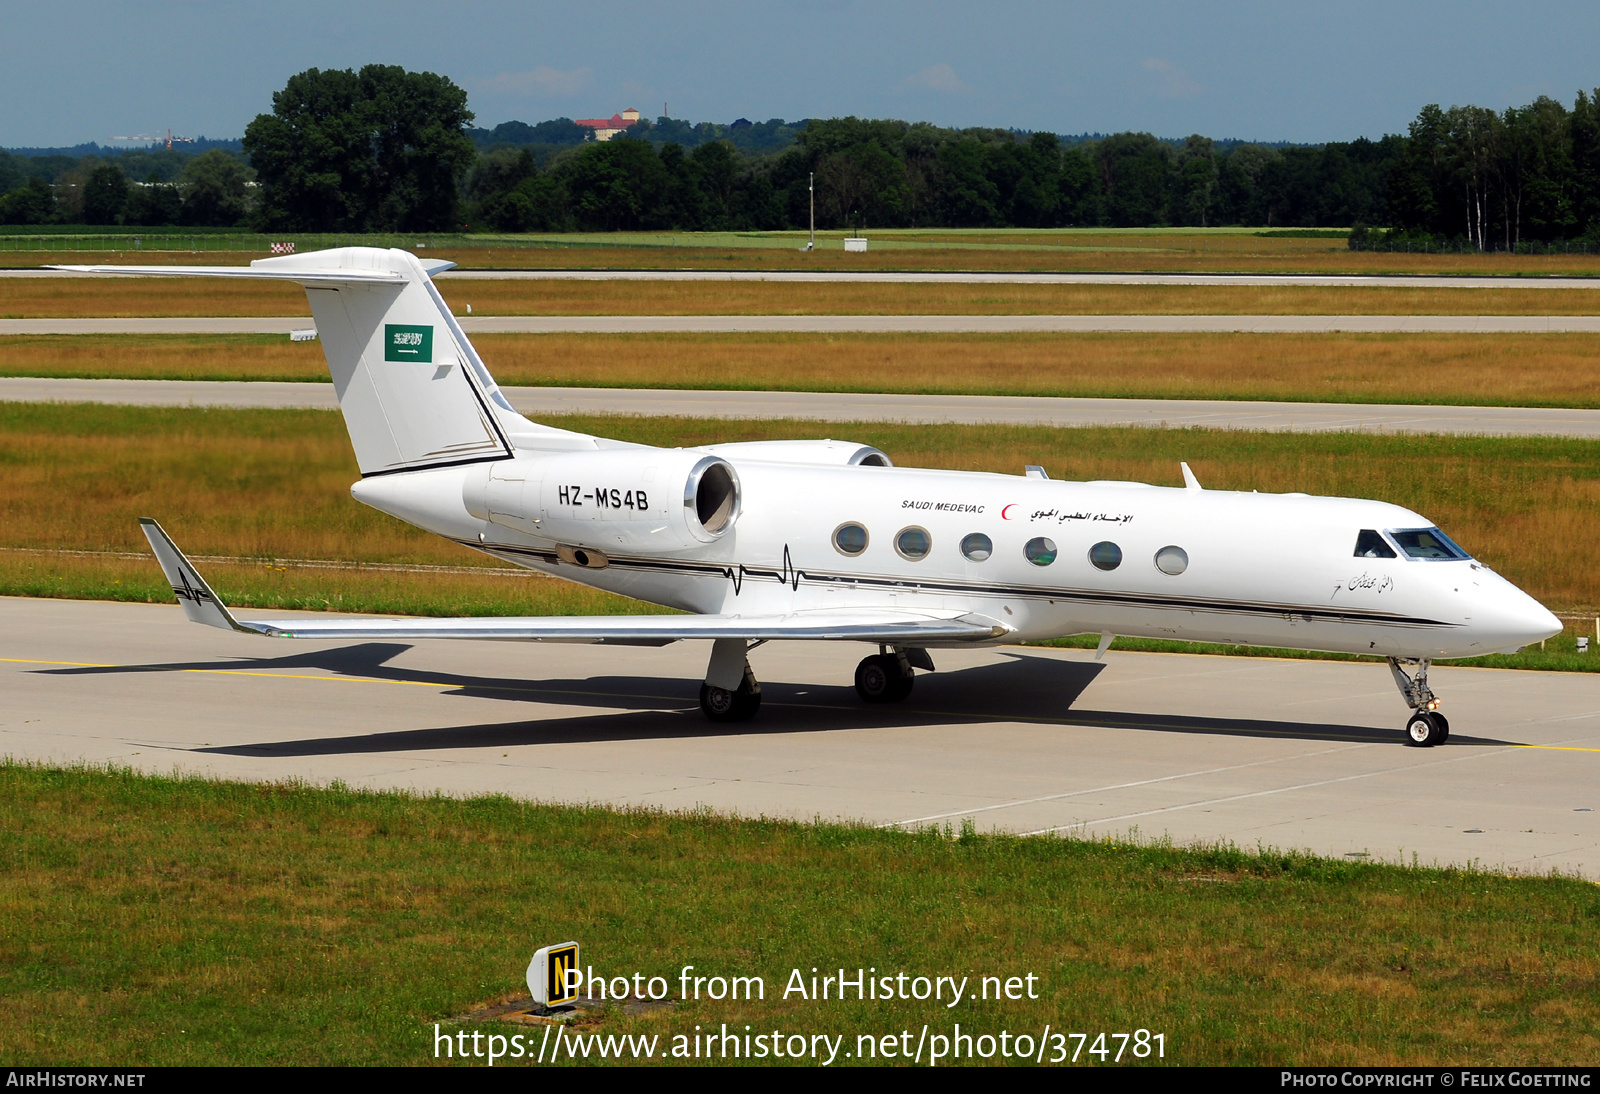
[463,449,740,555]
[705,439,892,467]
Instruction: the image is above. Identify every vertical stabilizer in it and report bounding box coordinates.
[256,248,513,475]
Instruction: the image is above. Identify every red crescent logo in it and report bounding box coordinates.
[1001,504,1016,520]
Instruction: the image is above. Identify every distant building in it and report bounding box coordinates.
[575,107,642,142]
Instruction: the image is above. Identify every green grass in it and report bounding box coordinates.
[1,763,1596,1066]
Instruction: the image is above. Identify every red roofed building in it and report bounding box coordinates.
[575,107,642,141]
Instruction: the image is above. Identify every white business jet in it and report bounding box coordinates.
[62,248,1561,745]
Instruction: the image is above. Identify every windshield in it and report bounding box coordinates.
[1388,528,1470,561]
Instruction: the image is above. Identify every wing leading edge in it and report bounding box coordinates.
[138,519,1010,645]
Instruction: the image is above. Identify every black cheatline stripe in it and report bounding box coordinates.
[464,540,1456,630]
[361,452,511,479]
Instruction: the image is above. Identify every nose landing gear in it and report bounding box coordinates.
[1389,657,1449,746]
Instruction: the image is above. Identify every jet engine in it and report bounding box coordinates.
[706,439,892,467]
[463,449,741,557]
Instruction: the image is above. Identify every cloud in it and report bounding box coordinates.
[483,66,594,98]
[900,63,972,96]
[1141,57,1203,99]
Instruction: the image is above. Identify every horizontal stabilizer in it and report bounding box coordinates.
[50,263,403,286]
[140,520,1009,645]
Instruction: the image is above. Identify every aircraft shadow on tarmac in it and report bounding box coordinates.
[37,640,1494,753]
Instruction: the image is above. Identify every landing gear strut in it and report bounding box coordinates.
[700,662,761,722]
[1389,657,1450,746]
[855,646,927,703]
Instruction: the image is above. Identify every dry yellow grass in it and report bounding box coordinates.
[473,331,1600,408]
[0,334,324,380]
[11,331,1600,409]
[7,277,1600,318]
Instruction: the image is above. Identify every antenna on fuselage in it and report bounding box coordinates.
[1181,462,1202,490]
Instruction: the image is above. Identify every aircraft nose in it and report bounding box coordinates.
[1486,586,1562,650]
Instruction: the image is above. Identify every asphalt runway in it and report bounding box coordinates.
[7,267,1599,289]
[6,596,1597,876]
[5,377,1600,439]
[6,314,1600,335]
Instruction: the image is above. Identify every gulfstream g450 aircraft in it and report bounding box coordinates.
[64,248,1561,745]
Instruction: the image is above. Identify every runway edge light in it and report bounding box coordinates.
[528,941,580,1007]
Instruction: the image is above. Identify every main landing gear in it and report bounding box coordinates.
[700,663,762,722]
[855,646,933,704]
[1388,657,1450,747]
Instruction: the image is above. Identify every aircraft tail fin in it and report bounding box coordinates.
[55,248,598,473]
[262,247,517,475]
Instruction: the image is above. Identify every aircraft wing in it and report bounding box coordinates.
[139,519,1010,645]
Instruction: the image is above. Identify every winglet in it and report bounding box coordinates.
[137,518,251,633]
[1180,462,1202,491]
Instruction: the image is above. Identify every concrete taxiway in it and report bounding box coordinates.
[5,596,1597,876]
[5,314,1600,335]
[5,376,1600,439]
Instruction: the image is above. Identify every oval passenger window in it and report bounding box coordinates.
[1088,541,1122,571]
[895,527,931,560]
[833,523,868,556]
[1154,545,1188,575]
[1024,537,1057,566]
[961,532,993,562]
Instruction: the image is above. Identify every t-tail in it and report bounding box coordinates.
[54,247,591,473]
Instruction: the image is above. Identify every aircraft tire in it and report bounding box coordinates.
[700,676,761,722]
[1435,713,1450,742]
[1404,711,1446,747]
[855,654,913,703]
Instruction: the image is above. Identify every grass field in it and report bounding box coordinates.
[2,763,1596,1065]
[4,226,1600,275]
[11,331,1600,411]
[7,277,1600,319]
[3,401,1599,641]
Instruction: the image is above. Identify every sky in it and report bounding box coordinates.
[4,1,1598,148]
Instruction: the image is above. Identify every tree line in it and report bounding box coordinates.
[4,64,1598,246]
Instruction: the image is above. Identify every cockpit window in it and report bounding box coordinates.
[1389,528,1470,561]
[1353,529,1396,559]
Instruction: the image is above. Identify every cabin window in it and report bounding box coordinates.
[1154,545,1188,575]
[1389,528,1470,561]
[1353,529,1396,558]
[833,522,869,556]
[961,532,993,562]
[1024,537,1057,566]
[1088,541,1123,571]
[895,526,931,561]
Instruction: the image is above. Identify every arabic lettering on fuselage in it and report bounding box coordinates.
[1028,508,1134,524]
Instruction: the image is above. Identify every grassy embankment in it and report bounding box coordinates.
[2,763,1597,1066]
[8,330,1600,410]
[1,402,1596,669]
[4,226,1599,275]
[7,277,1600,318]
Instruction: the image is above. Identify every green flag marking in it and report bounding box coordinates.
[384,324,433,363]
